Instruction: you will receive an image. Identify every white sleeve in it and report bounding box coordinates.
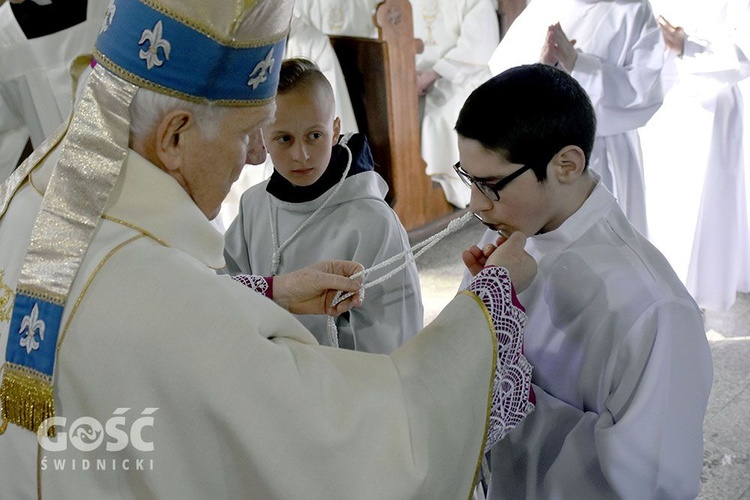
[222,192,254,275]
[571,5,666,135]
[679,11,750,85]
[432,0,500,88]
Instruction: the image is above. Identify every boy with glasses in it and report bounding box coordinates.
[460,63,712,499]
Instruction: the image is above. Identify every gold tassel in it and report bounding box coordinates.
[0,363,55,437]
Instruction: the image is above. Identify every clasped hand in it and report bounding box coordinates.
[540,22,577,73]
[657,15,686,55]
[462,232,538,292]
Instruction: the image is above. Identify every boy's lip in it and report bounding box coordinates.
[484,222,511,238]
[291,168,314,175]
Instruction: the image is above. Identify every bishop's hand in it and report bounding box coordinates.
[273,260,364,316]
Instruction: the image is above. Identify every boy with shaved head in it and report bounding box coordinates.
[224,57,423,353]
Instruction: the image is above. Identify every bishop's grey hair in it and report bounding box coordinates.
[129,88,229,145]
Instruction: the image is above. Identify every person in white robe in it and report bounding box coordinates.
[0,0,537,497]
[224,58,422,353]
[640,0,750,312]
[488,0,665,236]
[458,63,712,498]
[217,12,360,229]
[413,0,500,209]
[0,0,109,182]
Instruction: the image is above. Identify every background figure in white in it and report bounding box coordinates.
[414,0,500,209]
[489,0,665,236]
[296,0,500,210]
[293,0,380,38]
[0,0,109,182]
[217,13,360,229]
[640,0,750,311]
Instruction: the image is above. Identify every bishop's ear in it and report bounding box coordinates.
[155,109,195,172]
[551,145,586,183]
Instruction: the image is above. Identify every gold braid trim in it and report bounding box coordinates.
[0,363,55,437]
[458,290,498,500]
[0,270,13,323]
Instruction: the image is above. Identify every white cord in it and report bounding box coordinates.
[325,211,475,347]
[269,133,355,276]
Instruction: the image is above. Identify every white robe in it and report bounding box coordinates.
[466,179,712,499]
[0,0,108,182]
[489,0,666,236]
[223,170,423,354]
[0,149,499,499]
[413,0,500,209]
[292,0,380,39]
[217,13,360,230]
[640,0,750,311]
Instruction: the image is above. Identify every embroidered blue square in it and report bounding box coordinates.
[5,293,63,377]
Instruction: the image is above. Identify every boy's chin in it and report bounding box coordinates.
[280,170,324,187]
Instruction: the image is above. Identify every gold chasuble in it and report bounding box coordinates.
[0,0,513,497]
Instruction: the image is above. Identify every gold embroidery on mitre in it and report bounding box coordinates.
[0,270,13,323]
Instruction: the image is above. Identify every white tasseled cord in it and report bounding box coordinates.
[325,211,475,347]
[268,133,354,276]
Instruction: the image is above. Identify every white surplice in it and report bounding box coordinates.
[223,170,424,354]
[640,0,750,311]
[489,0,666,236]
[0,0,108,182]
[465,177,712,498]
[413,0,500,209]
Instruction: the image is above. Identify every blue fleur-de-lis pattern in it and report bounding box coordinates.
[94,0,286,103]
[4,293,63,377]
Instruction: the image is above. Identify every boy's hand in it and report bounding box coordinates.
[464,232,537,292]
[462,234,508,276]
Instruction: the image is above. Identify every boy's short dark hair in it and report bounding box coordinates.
[455,63,596,182]
[277,57,332,96]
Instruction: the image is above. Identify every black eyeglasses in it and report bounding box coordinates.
[453,161,533,202]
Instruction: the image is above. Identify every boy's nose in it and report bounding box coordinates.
[292,142,309,162]
[469,185,493,215]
